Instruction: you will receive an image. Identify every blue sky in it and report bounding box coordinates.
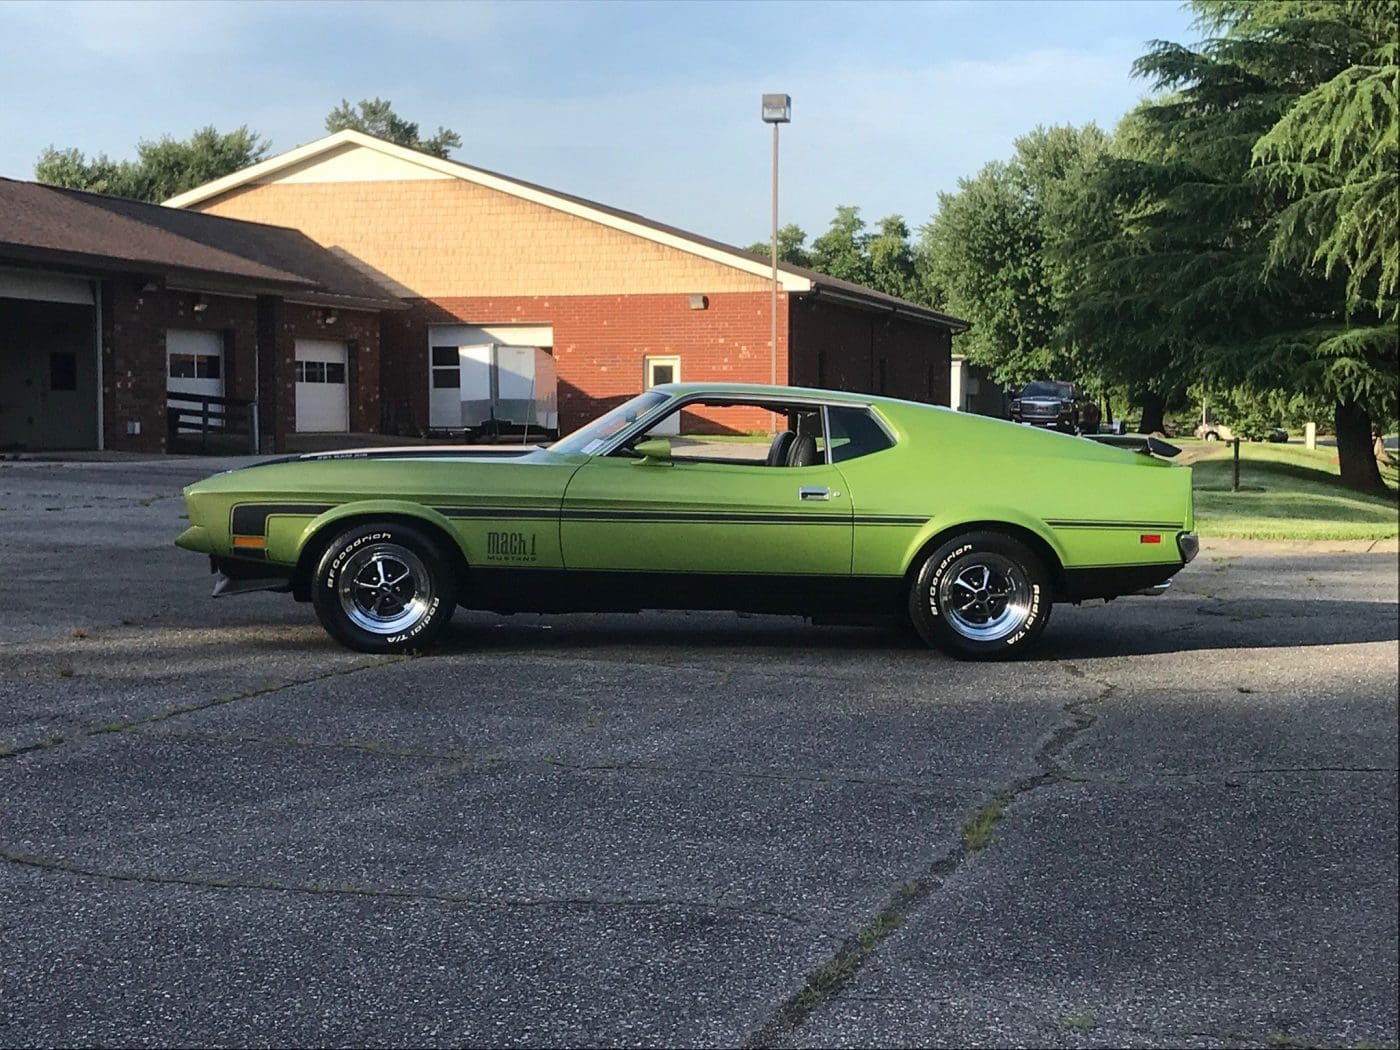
[0,0,1198,246]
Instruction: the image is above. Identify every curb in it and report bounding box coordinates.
[1202,537,1399,555]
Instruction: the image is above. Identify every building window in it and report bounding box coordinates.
[431,345,461,388]
[49,352,77,391]
[169,353,220,379]
[644,355,680,388]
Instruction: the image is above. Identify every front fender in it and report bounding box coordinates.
[285,500,465,565]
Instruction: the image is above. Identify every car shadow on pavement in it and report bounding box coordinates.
[440,614,919,655]
[436,598,1398,659]
[1037,598,1398,659]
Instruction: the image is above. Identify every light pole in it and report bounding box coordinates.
[761,94,790,400]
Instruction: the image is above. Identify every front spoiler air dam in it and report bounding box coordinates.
[175,525,211,553]
[211,571,292,598]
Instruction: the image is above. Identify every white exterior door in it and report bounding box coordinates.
[295,339,349,433]
[644,356,681,435]
[166,330,224,400]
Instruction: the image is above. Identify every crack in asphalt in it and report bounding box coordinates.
[0,657,402,761]
[129,726,972,790]
[745,659,1116,1048]
[0,846,807,924]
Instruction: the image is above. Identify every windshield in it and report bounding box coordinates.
[1021,381,1072,399]
[550,390,670,455]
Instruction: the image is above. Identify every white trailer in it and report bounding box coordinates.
[454,343,558,438]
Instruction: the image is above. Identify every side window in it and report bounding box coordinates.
[628,401,827,467]
[827,405,894,463]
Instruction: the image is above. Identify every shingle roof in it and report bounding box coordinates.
[0,177,401,309]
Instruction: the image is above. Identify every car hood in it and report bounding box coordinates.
[267,444,545,464]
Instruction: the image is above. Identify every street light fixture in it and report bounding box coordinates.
[761,94,790,408]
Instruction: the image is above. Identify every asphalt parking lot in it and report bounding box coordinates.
[1,457,1396,1049]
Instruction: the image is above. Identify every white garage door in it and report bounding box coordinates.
[295,339,349,433]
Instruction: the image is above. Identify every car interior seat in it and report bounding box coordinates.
[786,433,819,467]
[766,430,796,466]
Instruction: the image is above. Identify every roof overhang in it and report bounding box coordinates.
[0,245,402,310]
[801,283,971,332]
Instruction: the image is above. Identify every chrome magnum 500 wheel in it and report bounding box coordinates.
[311,523,458,653]
[909,531,1052,659]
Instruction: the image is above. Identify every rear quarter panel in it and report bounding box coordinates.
[843,402,1192,576]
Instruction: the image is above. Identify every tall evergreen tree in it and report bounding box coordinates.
[1096,0,1395,489]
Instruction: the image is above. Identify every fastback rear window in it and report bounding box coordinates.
[827,405,894,463]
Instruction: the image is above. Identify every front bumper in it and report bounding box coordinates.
[1012,413,1075,429]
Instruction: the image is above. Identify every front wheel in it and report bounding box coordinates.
[311,523,459,653]
[908,532,1052,659]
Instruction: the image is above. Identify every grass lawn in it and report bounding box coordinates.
[1175,439,1399,540]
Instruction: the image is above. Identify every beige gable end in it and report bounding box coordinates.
[262,142,455,185]
[194,177,775,299]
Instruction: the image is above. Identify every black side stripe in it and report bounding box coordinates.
[230,502,931,534]
[231,503,333,535]
[558,510,852,524]
[1045,520,1184,530]
[437,507,560,520]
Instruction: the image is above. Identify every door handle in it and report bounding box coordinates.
[799,486,831,501]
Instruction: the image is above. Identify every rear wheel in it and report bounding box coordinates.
[908,532,1052,659]
[311,523,458,653]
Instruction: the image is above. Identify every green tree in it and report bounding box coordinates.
[921,125,1109,391]
[1105,0,1396,490]
[746,223,812,267]
[809,205,873,287]
[1051,111,1196,433]
[867,215,918,300]
[1252,1,1398,315]
[326,98,461,159]
[34,125,269,202]
[748,208,927,302]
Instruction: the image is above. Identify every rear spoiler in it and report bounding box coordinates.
[1083,434,1182,459]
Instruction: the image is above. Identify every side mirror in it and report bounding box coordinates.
[633,437,674,462]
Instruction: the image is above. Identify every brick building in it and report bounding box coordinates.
[167,130,966,439]
[0,177,400,452]
[1,131,965,453]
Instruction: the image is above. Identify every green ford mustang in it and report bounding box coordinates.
[176,383,1197,659]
